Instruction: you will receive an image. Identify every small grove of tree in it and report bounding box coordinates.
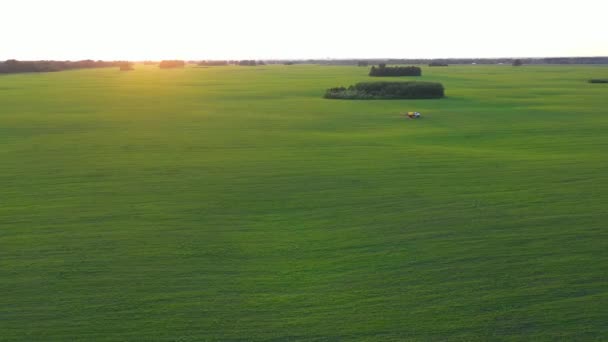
[283,61,295,65]
[357,61,369,67]
[369,64,421,77]
[512,59,523,66]
[159,60,186,69]
[324,81,444,100]
[429,62,448,67]
[588,79,608,83]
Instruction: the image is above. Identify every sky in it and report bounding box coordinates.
[2,0,607,61]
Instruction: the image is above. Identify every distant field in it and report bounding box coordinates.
[1,64,607,341]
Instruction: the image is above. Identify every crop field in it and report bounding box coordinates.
[1,64,607,341]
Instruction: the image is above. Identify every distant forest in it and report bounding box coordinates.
[275,57,608,65]
[193,57,608,66]
[369,65,421,77]
[1,57,607,74]
[0,60,124,74]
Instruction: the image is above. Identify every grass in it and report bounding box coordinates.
[1,64,607,341]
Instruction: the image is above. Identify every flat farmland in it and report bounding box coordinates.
[1,64,607,341]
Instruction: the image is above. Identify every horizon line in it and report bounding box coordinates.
[2,55,608,62]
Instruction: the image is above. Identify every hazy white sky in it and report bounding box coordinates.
[2,0,606,60]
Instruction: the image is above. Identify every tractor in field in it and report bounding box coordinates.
[405,111,421,119]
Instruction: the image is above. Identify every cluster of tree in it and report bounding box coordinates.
[429,62,448,67]
[197,60,229,66]
[159,60,186,69]
[512,59,523,66]
[0,59,122,74]
[589,79,608,83]
[369,64,421,77]
[324,81,444,100]
[357,61,369,67]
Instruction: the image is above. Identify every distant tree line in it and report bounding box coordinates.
[0,59,123,74]
[324,81,444,100]
[119,62,134,71]
[238,60,266,66]
[159,60,186,69]
[186,60,268,66]
[357,61,369,67]
[197,60,229,66]
[542,57,608,64]
[589,79,608,83]
[369,64,421,77]
[256,57,608,66]
[429,62,448,67]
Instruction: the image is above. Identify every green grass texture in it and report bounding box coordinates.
[1,64,608,341]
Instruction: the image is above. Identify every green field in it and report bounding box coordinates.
[1,64,607,341]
